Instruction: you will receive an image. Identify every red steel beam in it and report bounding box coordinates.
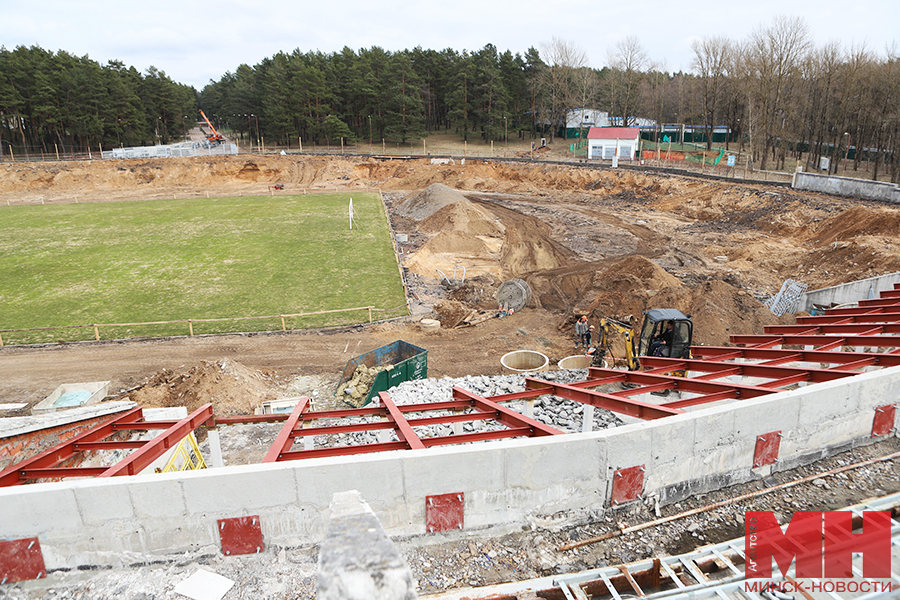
[303,406,388,420]
[20,467,111,479]
[113,421,177,430]
[395,399,482,413]
[730,334,900,349]
[639,357,861,384]
[452,387,565,435]
[586,367,777,400]
[521,377,683,420]
[290,420,395,437]
[215,414,290,425]
[858,297,900,307]
[379,392,426,450]
[567,373,680,398]
[824,305,900,317]
[763,324,900,335]
[74,440,148,451]
[757,353,805,366]
[407,411,497,427]
[691,346,900,367]
[663,389,740,409]
[280,440,409,460]
[797,313,900,325]
[421,427,534,447]
[0,407,145,487]
[263,397,310,463]
[101,404,215,477]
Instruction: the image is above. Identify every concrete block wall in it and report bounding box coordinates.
[793,171,900,204]
[0,367,897,570]
[796,272,900,313]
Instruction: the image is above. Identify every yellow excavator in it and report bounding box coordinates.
[593,309,693,370]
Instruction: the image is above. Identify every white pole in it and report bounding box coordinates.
[349,198,354,230]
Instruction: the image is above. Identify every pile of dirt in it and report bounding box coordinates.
[573,256,790,350]
[123,358,283,416]
[807,205,900,245]
[398,184,510,279]
[419,201,504,236]
[396,183,471,221]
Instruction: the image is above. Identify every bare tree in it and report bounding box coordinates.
[796,42,844,172]
[692,37,732,150]
[745,15,811,170]
[640,61,673,143]
[538,37,588,142]
[606,36,648,126]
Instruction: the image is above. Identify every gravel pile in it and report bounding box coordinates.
[307,370,624,449]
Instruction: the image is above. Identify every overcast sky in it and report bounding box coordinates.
[3,0,897,89]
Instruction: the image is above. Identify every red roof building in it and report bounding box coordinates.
[587,127,641,161]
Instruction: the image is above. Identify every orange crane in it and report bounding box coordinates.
[199,110,225,144]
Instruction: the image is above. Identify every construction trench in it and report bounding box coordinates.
[0,155,899,598]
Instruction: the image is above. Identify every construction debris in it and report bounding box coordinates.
[335,363,388,406]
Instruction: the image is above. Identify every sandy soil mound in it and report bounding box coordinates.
[569,256,790,349]
[124,358,283,416]
[397,183,470,220]
[807,205,900,245]
[405,230,501,279]
[419,201,505,236]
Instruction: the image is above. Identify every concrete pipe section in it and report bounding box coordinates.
[500,350,549,373]
[556,355,606,369]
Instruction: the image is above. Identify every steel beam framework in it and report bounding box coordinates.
[3,284,899,477]
[262,389,563,462]
[0,404,215,486]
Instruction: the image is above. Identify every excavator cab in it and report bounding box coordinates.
[637,309,693,360]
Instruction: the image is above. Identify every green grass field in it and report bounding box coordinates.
[0,193,407,344]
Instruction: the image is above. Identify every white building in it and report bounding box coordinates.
[586,127,641,160]
[566,109,609,130]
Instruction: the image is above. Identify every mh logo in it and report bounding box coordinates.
[745,511,892,579]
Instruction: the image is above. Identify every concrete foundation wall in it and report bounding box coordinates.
[0,368,898,569]
[793,171,900,204]
[796,272,900,313]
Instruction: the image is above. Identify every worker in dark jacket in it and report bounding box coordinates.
[650,322,674,356]
[575,315,590,348]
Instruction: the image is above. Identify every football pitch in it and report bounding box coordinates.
[0,193,407,344]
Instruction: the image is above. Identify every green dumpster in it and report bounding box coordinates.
[335,340,428,406]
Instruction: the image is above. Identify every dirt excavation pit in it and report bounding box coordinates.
[2,155,900,598]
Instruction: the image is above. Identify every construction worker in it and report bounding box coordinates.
[575,315,590,349]
[650,322,675,356]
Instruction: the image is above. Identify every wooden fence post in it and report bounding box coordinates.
[188,320,194,336]
[93,325,100,341]
[281,316,286,331]
[0,332,4,347]
[368,307,373,323]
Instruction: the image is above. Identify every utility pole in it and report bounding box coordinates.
[842,132,850,176]
[504,116,508,157]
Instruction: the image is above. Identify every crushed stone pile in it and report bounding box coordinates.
[308,370,623,451]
